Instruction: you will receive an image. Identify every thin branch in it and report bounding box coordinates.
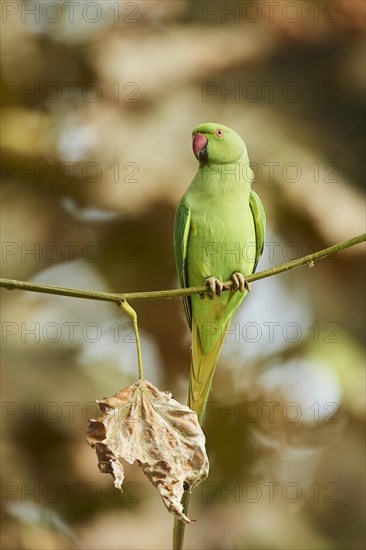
[0,233,365,303]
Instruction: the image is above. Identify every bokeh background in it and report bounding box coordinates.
[1,1,365,549]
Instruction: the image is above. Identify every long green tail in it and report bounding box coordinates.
[188,318,229,423]
[173,319,230,549]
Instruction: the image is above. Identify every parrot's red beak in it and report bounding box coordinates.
[192,133,208,160]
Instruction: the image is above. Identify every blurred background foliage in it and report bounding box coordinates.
[1,1,365,549]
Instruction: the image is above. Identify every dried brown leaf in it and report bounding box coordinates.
[86,379,208,523]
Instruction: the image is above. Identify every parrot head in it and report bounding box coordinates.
[192,122,246,165]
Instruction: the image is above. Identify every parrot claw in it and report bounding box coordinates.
[231,272,251,292]
[205,276,224,300]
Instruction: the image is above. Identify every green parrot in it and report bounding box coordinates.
[174,122,266,426]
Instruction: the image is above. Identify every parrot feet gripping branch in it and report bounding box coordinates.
[203,276,224,299]
[201,272,251,300]
[230,271,251,292]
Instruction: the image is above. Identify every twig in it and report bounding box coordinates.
[0,233,364,303]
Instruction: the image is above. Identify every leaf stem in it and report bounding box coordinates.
[173,492,191,550]
[119,301,144,379]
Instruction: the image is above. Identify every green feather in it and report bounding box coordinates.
[249,190,266,273]
[173,202,192,328]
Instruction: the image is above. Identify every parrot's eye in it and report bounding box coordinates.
[216,129,224,137]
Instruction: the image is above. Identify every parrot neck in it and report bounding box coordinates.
[195,152,252,193]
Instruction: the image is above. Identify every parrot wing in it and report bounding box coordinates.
[174,201,192,329]
[249,190,266,273]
